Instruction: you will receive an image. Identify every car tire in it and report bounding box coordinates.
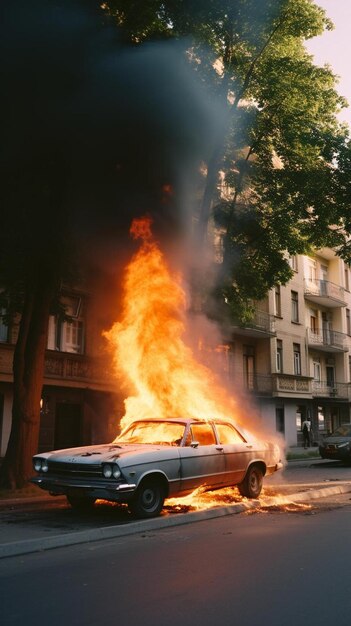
[129,477,166,519]
[66,495,96,510]
[238,465,263,498]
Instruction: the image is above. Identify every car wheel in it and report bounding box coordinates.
[238,465,263,498]
[129,477,166,519]
[67,495,96,510]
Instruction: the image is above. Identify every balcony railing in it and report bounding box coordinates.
[311,381,351,399]
[304,279,346,307]
[245,374,311,396]
[232,310,276,337]
[244,375,351,399]
[307,328,348,352]
[244,374,273,394]
[44,351,114,390]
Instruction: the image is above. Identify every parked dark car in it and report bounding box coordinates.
[319,424,351,462]
[31,417,282,518]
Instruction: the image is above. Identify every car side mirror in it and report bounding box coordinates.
[190,441,199,448]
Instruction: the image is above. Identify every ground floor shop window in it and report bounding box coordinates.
[296,409,302,431]
[318,406,325,431]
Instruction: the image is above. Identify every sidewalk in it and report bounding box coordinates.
[286,445,320,461]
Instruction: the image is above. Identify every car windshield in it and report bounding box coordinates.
[331,425,351,438]
[114,421,186,446]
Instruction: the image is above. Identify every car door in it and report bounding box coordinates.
[213,422,255,485]
[178,422,226,493]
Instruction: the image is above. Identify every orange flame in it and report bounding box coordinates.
[105,216,239,430]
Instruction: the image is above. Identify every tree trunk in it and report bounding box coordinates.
[0,279,55,489]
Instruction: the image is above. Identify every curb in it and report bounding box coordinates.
[1,482,351,559]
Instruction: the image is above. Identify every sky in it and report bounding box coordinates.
[306,0,351,127]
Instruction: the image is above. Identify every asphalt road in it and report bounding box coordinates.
[1,497,351,626]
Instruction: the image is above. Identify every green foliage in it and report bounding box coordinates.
[105,1,351,322]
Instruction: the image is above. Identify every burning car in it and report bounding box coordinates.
[319,423,351,462]
[31,417,283,518]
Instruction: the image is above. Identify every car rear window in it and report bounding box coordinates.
[190,423,216,445]
[333,424,351,437]
[215,423,245,444]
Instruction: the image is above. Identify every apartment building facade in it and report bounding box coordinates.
[0,287,122,458]
[225,250,351,446]
[1,250,351,457]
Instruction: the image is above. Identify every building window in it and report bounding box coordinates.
[347,309,351,336]
[47,316,84,354]
[276,407,285,434]
[274,285,281,317]
[320,264,328,295]
[308,260,317,281]
[349,356,351,383]
[47,296,85,354]
[313,360,321,383]
[289,255,298,271]
[291,291,299,323]
[345,266,350,291]
[243,345,255,390]
[310,313,317,333]
[276,340,283,373]
[62,320,84,354]
[293,343,301,375]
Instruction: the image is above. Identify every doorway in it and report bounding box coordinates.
[326,365,335,389]
[54,402,82,450]
[243,346,255,390]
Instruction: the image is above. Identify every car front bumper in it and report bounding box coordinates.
[30,475,137,503]
[319,446,351,461]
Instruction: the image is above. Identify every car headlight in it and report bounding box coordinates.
[102,463,121,479]
[112,465,121,479]
[337,442,350,449]
[103,463,113,478]
[33,458,42,472]
[41,459,49,472]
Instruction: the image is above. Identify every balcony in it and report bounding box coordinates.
[232,310,276,338]
[44,351,115,392]
[272,374,311,396]
[307,328,348,353]
[312,381,351,400]
[304,279,346,308]
[0,346,115,392]
[244,374,311,396]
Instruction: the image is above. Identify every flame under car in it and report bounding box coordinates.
[31,418,283,518]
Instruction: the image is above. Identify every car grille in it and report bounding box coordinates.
[47,461,102,478]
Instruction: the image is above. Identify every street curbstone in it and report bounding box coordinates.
[1,482,351,559]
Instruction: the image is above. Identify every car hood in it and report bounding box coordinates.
[321,436,351,445]
[37,443,170,464]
